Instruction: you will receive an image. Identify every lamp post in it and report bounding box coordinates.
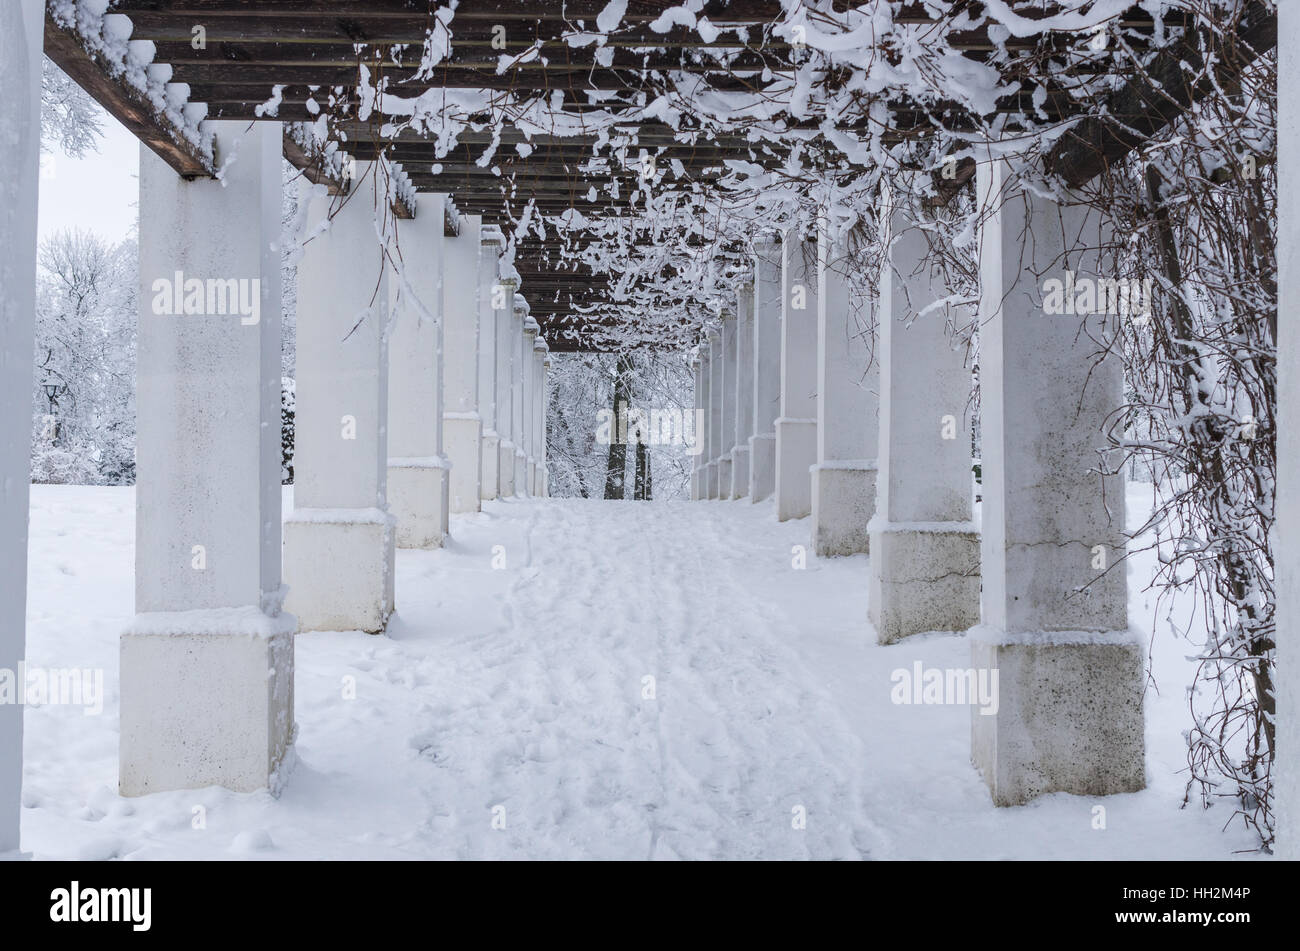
[42,376,68,444]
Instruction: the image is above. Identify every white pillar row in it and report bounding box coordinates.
[514,311,535,493]
[730,283,756,499]
[442,213,483,514]
[123,120,293,796]
[690,354,705,500]
[541,352,552,497]
[869,188,980,643]
[970,157,1143,806]
[284,166,396,634]
[532,337,548,496]
[387,192,449,549]
[717,310,737,498]
[496,285,519,497]
[706,329,723,498]
[699,345,715,498]
[0,0,43,851]
[521,316,540,496]
[776,229,819,521]
[511,300,531,496]
[749,239,782,503]
[812,213,879,557]
[478,227,506,501]
[1277,0,1299,861]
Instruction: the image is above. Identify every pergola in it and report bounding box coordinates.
[1,0,1293,859]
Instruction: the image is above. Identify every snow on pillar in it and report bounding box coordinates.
[0,0,42,851]
[511,297,530,495]
[717,311,737,498]
[706,329,723,499]
[541,353,552,496]
[776,229,819,520]
[730,283,756,499]
[521,316,540,496]
[1278,0,1300,861]
[123,120,294,796]
[442,213,483,513]
[387,193,449,549]
[970,157,1142,806]
[284,166,396,634]
[869,187,979,642]
[812,213,879,557]
[691,355,705,500]
[749,239,782,502]
[478,227,505,501]
[532,338,548,496]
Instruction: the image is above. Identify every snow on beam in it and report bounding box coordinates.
[43,8,213,180]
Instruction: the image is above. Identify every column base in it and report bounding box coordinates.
[540,466,548,497]
[527,459,537,497]
[749,433,776,502]
[499,439,516,497]
[480,432,500,501]
[971,629,1146,806]
[811,461,877,556]
[120,607,296,796]
[283,508,396,633]
[514,449,528,498]
[704,461,718,499]
[729,445,750,499]
[718,453,733,501]
[869,520,980,644]
[443,414,482,514]
[387,458,449,549]
[775,417,816,520]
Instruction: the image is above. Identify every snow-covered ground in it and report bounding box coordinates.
[20,484,1263,859]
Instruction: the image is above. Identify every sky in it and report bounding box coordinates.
[37,109,140,245]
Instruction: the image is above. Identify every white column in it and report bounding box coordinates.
[706,329,723,498]
[730,284,756,499]
[1278,0,1300,861]
[812,213,879,556]
[284,165,395,634]
[699,346,715,498]
[442,213,482,513]
[0,0,42,851]
[869,188,980,642]
[496,283,518,497]
[512,296,530,495]
[532,338,548,495]
[749,239,782,502]
[718,311,737,498]
[387,193,449,549]
[971,157,1142,806]
[521,316,540,496]
[479,227,505,500]
[540,351,551,496]
[691,354,705,500]
[123,120,293,796]
[776,229,819,520]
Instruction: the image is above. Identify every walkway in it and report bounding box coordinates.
[20,486,1258,859]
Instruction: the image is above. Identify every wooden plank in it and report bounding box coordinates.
[42,11,213,180]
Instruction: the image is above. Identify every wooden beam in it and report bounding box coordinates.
[1044,0,1276,186]
[43,11,213,180]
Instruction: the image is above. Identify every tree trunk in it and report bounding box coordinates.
[633,440,652,500]
[603,354,634,499]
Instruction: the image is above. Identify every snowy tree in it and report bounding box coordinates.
[30,229,137,485]
[40,57,103,158]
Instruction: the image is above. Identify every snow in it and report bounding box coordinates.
[19,484,1262,859]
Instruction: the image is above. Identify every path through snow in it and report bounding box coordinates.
[20,487,1262,859]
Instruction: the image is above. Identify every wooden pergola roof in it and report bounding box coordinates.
[45,1,1275,350]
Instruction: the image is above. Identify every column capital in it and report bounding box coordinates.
[480,224,507,248]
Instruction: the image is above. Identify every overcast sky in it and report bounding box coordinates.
[38,109,140,245]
